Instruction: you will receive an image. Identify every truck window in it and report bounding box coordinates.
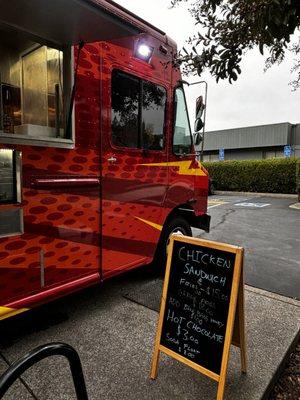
[111,71,140,148]
[0,26,72,144]
[0,148,22,237]
[0,149,16,204]
[173,87,192,155]
[111,70,166,150]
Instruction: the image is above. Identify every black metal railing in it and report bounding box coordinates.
[0,343,88,399]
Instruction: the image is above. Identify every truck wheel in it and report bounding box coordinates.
[154,217,192,272]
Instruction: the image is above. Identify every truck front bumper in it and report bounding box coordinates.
[193,214,211,233]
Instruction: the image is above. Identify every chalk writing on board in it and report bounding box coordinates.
[160,241,236,375]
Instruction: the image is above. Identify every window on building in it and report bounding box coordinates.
[0,26,72,142]
[111,70,166,150]
[173,87,192,155]
[264,150,276,159]
[276,150,285,158]
[210,154,220,162]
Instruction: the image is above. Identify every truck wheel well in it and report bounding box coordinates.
[152,204,208,265]
[163,204,196,231]
[152,206,194,268]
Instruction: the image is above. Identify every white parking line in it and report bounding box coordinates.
[208,204,224,209]
[207,199,229,209]
[234,202,271,208]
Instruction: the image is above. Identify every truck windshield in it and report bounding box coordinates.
[173,87,192,155]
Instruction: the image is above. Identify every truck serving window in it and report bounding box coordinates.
[0,26,71,145]
[173,87,192,155]
[0,148,23,237]
[111,70,166,150]
[0,149,16,204]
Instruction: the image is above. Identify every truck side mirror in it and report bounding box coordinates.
[193,131,203,146]
[194,95,205,133]
[194,118,204,133]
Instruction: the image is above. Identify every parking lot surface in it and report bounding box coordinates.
[0,270,299,400]
[0,193,299,400]
[196,194,300,299]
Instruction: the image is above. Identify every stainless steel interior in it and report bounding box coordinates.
[0,148,23,238]
[0,208,23,238]
[0,27,64,136]
[0,0,141,144]
[0,148,15,203]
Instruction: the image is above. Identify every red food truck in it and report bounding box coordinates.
[0,0,210,321]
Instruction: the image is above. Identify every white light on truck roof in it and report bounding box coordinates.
[136,43,154,62]
[138,44,151,57]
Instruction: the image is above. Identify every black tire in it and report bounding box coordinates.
[153,216,192,272]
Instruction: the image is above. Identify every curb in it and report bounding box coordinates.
[214,190,298,199]
[289,203,300,210]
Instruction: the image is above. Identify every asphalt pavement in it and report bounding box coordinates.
[0,270,299,400]
[195,194,300,299]
[0,193,299,400]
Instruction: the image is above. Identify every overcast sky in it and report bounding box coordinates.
[115,0,300,131]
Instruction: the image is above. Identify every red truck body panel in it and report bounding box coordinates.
[0,0,209,320]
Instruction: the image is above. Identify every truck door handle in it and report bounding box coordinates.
[107,156,117,164]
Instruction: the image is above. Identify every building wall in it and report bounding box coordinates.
[293,124,300,158]
[202,122,300,161]
[203,149,264,162]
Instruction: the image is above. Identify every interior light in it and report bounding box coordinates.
[135,43,154,62]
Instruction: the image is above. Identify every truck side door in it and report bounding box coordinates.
[101,68,169,277]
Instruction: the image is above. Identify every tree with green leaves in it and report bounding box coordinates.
[171,0,300,89]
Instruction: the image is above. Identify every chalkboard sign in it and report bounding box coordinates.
[151,235,246,400]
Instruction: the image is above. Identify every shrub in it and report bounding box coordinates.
[203,158,299,194]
